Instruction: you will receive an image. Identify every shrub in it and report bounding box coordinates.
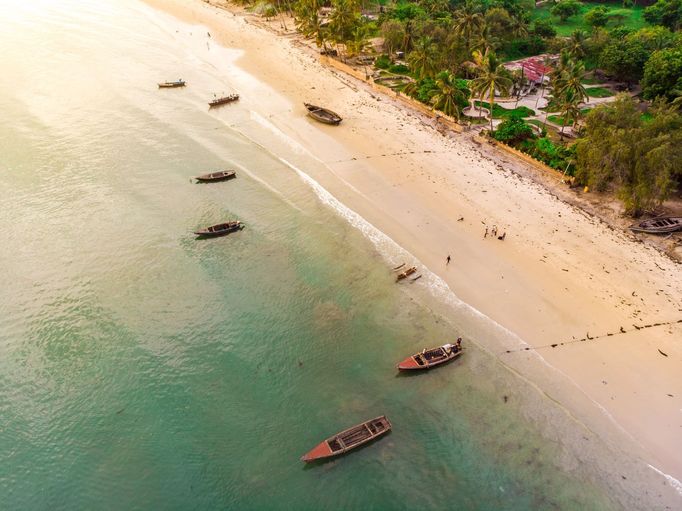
[551,0,582,22]
[584,6,609,27]
[389,63,410,74]
[494,117,536,145]
[375,54,391,69]
[533,19,557,39]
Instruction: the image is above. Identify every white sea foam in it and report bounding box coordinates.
[647,464,682,497]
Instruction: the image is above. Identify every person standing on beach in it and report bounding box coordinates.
[484,227,488,238]
[446,255,451,265]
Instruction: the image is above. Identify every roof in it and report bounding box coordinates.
[504,55,554,83]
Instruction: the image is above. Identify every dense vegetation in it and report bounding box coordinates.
[280,0,682,214]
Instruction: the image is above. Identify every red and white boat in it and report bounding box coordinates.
[396,340,463,371]
[300,416,391,462]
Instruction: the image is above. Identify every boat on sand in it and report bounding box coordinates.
[301,416,391,462]
[397,339,463,371]
[629,217,682,234]
[304,103,342,125]
[158,80,185,88]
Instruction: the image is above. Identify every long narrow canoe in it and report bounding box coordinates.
[304,103,342,125]
[397,340,463,371]
[195,170,236,183]
[301,416,391,462]
[194,221,243,238]
[209,94,239,107]
[158,80,185,88]
[629,217,682,234]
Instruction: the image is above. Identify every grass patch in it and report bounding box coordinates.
[586,86,614,98]
[580,76,602,85]
[530,2,646,37]
[475,101,535,118]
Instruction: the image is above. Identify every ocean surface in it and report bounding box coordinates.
[0,1,665,509]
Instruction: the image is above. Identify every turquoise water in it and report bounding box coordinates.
[0,1,659,509]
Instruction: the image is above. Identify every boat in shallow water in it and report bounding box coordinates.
[304,102,342,125]
[194,170,236,183]
[194,221,243,237]
[209,94,239,107]
[301,416,391,462]
[629,217,682,234]
[397,340,463,371]
[158,80,185,88]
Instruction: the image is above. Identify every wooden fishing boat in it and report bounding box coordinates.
[301,416,391,463]
[397,339,463,371]
[629,217,682,234]
[208,94,239,107]
[396,266,417,282]
[194,221,243,237]
[158,80,185,88]
[195,170,236,183]
[304,103,342,125]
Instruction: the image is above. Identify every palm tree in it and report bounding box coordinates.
[452,3,484,54]
[328,0,361,56]
[294,0,328,51]
[558,90,582,140]
[509,15,529,39]
[430,71,470,119]
[407,37,439,79]
[552,56,589,107]
[468,49,513,133]
[567,29,587,60]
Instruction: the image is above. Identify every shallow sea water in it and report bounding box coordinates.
[0,1,666,509]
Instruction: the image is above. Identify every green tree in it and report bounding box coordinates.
[429,71,470,118]
[643,0,681,31]
[567,29,588,59]
[293,0,328,50]
[453,3,485,53]
[468,49,513,133]
[493,117,535,145]
[584,6,609,27]
[558,89,583,140]
[551,0,582,22]
[328,0,362,50]
[533,19,557,38]
[599,26,675,82]
[642,48,682,101]
[381,19,406,55]
[408,37,440,78]
[575,96,682,215]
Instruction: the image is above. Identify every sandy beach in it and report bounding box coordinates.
[144,0,681,492]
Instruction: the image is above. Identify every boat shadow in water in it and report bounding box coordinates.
[301,430,392,470]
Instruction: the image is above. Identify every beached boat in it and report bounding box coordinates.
[195,170,236,183]
[209,94,239,107]
[194,221,243,237]
[301,416,391,463]
[304,103,342,125]
[397,340,463,371]
[629,217,682,234]
[158,80,185,88]
[396,266,417,281]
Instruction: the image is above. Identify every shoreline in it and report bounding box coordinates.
[142,0,682,496]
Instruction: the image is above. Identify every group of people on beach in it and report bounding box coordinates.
[484,225,506,240]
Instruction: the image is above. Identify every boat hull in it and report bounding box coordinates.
[195,171,236,182]
[194,223,243,237]
[301,416,391,462]
[397,345,463,371]
[158,82,185,88]
[304,103,342,125]
[629,217,682,234]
